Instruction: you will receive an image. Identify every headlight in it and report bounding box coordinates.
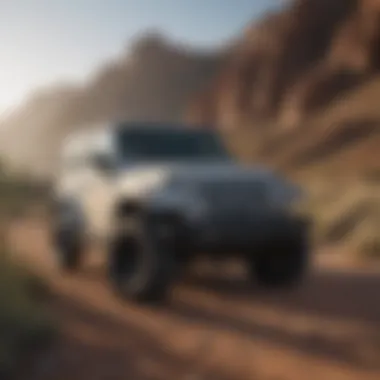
[134,170,170,191]
[119,169,171,196]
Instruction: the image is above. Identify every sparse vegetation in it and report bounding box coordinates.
[0,161,56,378]
[0,253,56,377]
[302,177,380,259]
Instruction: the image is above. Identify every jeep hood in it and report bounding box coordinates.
[117,161,269,184]
[114,161,304,203]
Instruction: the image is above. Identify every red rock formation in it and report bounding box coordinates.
[188,0,380,130]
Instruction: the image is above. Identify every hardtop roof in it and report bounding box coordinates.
[113,120,213,133]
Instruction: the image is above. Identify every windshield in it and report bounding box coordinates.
[116,127,231,162]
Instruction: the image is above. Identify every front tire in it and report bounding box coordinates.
[108,217,178,303]
[248,237,308,289]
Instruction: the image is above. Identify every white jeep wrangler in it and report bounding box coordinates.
[51,121,310,303]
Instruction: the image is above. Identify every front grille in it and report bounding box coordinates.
[201,180,268,212]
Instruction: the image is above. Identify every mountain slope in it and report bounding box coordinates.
[187,0,380,176]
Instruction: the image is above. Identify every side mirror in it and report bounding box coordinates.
[91,153,115,174]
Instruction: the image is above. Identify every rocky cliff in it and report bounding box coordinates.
[187,0,380,177]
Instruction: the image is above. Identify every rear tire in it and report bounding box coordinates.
[108,217,178,303]
[52,227,84,272]
[248,237,308,289]
[50,200,85,273]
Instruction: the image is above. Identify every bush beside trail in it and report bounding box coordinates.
[0,163,56,378]
[302,177,380,260]
[0,253,56,377]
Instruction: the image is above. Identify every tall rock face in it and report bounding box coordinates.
[187,0,380,131]
[0,32,225,176]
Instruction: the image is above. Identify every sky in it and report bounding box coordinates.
[0,0,281,115]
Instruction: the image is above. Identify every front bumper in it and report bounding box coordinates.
[145,209,311,254]
[194,212,310,252]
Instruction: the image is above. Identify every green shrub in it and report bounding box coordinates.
[0,160,56,376]
[361,238,380,259]
[301,178,380,259]
[0,252,56,377]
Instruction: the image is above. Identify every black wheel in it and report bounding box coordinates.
[248,237,308,288]
[108,217,178,303]
[52,227,84,272]
[50,200,85,273]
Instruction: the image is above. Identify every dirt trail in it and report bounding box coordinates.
[9,218,380,380]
